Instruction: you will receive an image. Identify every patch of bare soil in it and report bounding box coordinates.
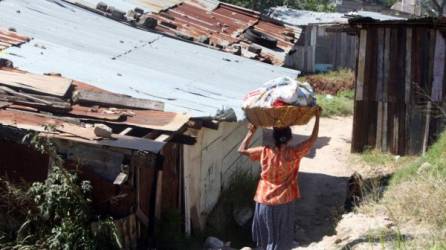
[288,116,355,246]
[300,71,355,95]
[287,116,405,250]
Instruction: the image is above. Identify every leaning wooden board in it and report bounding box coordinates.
[0,70,72,97]
[244,105,319,128]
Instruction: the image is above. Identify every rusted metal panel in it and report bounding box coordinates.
[144,2,299,64]
[0,28,31,51]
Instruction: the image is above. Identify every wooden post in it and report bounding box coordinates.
[422,102,432,155]
[382,28,391,152]
[356,29,367,101]
[432,31,446,102]
[155,170,163,220]
[376,28,385,150]
[405,28,412,154]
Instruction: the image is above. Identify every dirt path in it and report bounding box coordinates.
[290,116,355,246]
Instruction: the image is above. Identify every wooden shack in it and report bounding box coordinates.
[0,67,193,248]
[350,17,446,155]
[286,24,358,73]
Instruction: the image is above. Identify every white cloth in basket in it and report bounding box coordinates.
[242,76,316,109]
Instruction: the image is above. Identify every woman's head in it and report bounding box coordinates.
[273,127,292,148]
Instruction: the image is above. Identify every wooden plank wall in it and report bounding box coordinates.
[352,24,446,155]
[285,25,357,73]
[332,32,358,70]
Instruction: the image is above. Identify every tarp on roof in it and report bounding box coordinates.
[345,10,406,21]
[266,6,405,26]
[0,0,300,119]
[266,7,348,26]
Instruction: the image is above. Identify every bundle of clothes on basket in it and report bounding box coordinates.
[242,76,316,109]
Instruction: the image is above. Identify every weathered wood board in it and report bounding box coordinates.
[0,70,72,97]
[73,89,164,111]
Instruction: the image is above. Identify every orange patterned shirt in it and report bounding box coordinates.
[247,145,311,205]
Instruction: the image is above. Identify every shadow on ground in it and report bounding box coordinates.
[294,172,349,246]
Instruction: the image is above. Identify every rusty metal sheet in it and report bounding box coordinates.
[253,20,297,50]
[0,109,66,131]
[69,105,124,121]
[0,28,30,51]
[123,110,189,131]
[147,2,299,62]
[150,2,256,47]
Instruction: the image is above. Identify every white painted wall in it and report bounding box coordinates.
[183,121,262,231]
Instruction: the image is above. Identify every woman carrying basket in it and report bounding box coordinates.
[238,108,321,250]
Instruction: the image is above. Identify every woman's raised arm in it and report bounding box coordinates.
[293,108,321,157]
[239,123,263,160]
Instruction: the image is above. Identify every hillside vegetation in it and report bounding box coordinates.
[357,131,446,249]
[222,0,335,12]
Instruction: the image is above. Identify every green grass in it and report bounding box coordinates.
[360,149,396,166]
[313,68,354,81]
[297,69,355,117]
[298,68,354,83]
[357,130,446,249]
[316,90,354,117]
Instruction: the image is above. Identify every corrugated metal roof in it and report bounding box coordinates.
[0,28,30,51]
[65,0,183,12]
[266,6,405,26]
[143,2,299,63]
[0,68,189,132]
[346,10,406,21]
[64,0,300,65]
[0,0,299,118]
[348,16,446,25]
[266,7,348,26]
[186,0,220,11]
[0,107,166,153]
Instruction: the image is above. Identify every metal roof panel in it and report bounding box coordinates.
[66,0,182,12]
[0,0,300,118]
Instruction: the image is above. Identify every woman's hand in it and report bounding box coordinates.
[315,106,322,117]
[248,123,257,133]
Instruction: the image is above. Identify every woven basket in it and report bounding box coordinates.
[244,105,319,128]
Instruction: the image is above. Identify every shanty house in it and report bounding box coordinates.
[349,17,446,155]
[0,0,301,241]
[0,65,192,248]
[266,7,405,73]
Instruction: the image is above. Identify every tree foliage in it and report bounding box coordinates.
[422,0,446,16]
[222,0,336,12]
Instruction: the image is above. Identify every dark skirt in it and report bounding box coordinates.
[252,201,296,250]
